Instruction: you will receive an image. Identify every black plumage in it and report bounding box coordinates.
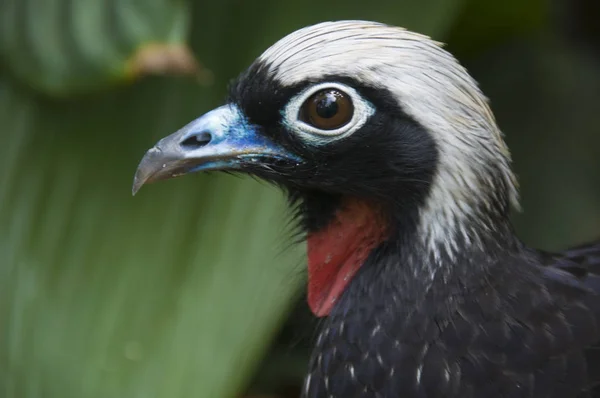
[304,240,600,397]
[133,21,600,397]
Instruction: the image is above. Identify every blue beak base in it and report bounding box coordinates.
[132,105,300,195]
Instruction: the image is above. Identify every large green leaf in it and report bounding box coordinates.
[0,75,305,398]
[0,0,199,96]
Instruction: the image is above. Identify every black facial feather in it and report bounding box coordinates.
[228,62,306,130]
[229,62,439,237]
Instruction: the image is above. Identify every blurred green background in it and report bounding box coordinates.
[0,0,598,397]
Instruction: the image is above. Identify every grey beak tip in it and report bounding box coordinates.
[131,167,147,196]
[131,179,141,196]
[131,146,163,197]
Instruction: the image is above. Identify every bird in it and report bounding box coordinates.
[132,20,600,398]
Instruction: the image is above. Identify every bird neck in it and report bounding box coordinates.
[330,212,521,319]
[303,192,520,318]
[406,197,520,290]
[393,211,518,295]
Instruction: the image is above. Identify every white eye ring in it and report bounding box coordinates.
[282,82,375,144]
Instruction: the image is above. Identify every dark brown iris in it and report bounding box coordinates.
[301,89,353,130]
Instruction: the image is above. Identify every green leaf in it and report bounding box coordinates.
[0,75,304,398]
[0,0,199,96]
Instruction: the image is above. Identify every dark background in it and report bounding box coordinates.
[0,0,598,397]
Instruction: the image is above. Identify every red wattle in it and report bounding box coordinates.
[306,199,387,317]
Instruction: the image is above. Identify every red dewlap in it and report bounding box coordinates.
[306,198,388,317]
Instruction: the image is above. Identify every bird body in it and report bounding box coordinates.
[133,21,600,397]
[308,238,600,397]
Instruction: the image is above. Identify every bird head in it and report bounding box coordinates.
[133,21,519,316]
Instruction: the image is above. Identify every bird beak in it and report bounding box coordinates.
[132,104,300,195]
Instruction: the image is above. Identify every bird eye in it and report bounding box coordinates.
[283,82,374,144]
[301,89,354,130]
